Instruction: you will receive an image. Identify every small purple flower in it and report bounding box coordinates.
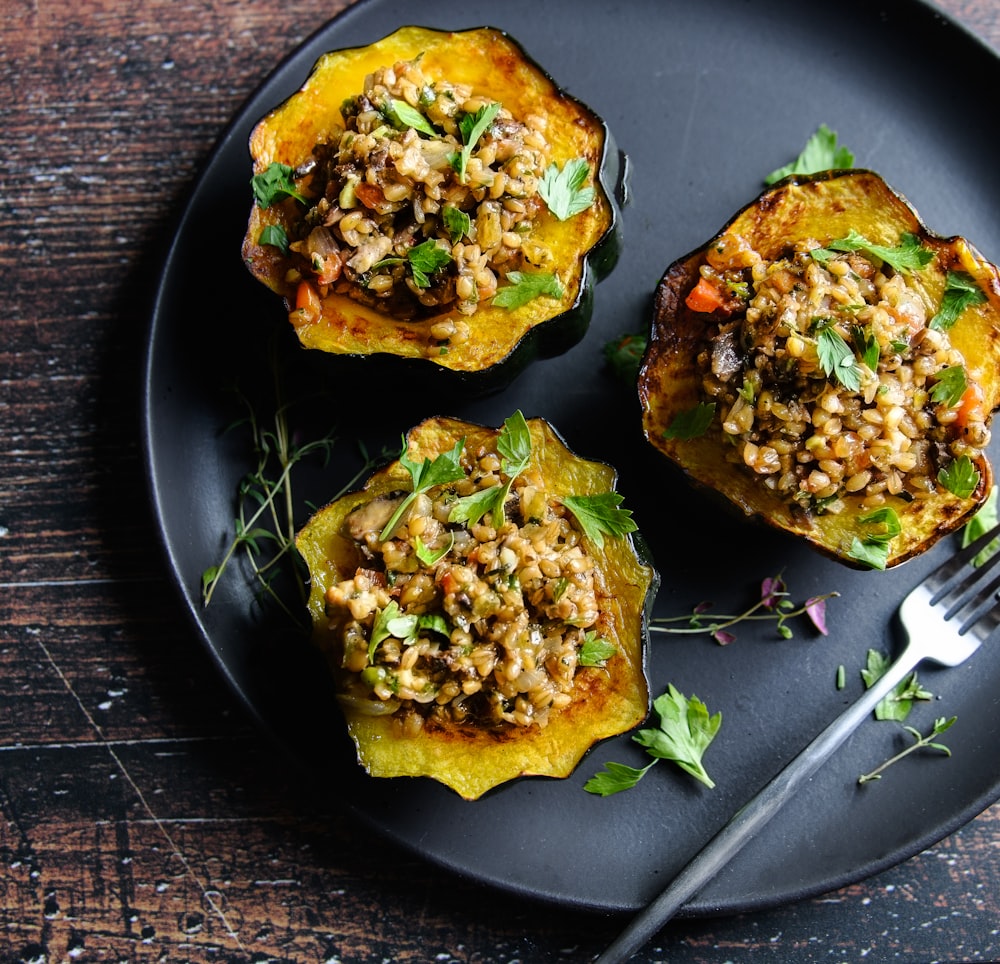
[760,574,786,609]
[805,596,829,635]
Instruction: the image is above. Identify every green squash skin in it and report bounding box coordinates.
[638,169,1000,569]
[295,415,657,800]
[242,26,623,397]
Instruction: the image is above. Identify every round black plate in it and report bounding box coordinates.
[144,0,1000,915]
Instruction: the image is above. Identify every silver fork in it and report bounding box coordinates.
[596,521,1000,964]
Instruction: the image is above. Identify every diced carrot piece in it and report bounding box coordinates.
[956,382,985,429]
[292,280,322,327]
[685,276,727,313]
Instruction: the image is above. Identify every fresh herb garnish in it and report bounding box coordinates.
[851,324,880,372]
[201,359,378,623]
[386,98,437,137]
[585,684,722,795]
[451,102,501,183]
[449,411,532,528]
[810,230,932,273]
[815,323,862,391]
[930,364,968,407]
[578,631,616,667]
[258,224,289,253]
[930,270,987,331]
[368,604,451,661]
[663,401,716,440]
[961,486,999,565]
[764,123,855,185]
[379,436,466,541]
[939,454,981,499]
[561,492,638,549]
[491,271,564,309]
[407,239,453,288]
[251,161,309,207]
[582,760,655,797]
[367,601,403,662]
[860,649,933,722]
[858,716,956,784]
[650,574,835,645]
[442,205,471,244]
[847,506,902,570]
[603,332,648,382]
[635,686,722,788]
[414,531,454,566]
[539,157,595,220]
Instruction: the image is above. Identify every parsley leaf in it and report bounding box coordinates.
[810,230,932,273]
[386,98,437,137]
[764,124,855,185]
[442,205,471,244]
[930,365,968,407]
[451,102,500,183]
[847,506,901,570]
[861,649,932,722]
[407,239,453,288]
[492,271,564,309]
[584,684,722,795]
[561,492,637,548]
[578,631,616,667]
[414,532,454,566]
[251,161,308,207]
[851,324,880,372]
[663,401,716,440]
[449,411,531,528]
[939,454,981,499]
[633,685,722,789]
[583,760,654,796]
[816,325,862,391]
[368,605,450,662]
[258,224,289,254]
[379,435,466,541]
[603,332,647,382]
[961,486,999,565]
[930,271,987,331]
[539,158,596,220]
[368,601,403,662]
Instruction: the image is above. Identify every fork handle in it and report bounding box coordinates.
[595,640,923,964]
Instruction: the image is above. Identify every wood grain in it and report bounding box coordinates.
[2,2,999,961]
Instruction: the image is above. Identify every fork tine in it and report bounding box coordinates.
[943,537,1000,614]
[925,521,1000,603]
[924,522,1000,641]
[963,584,1000,641]
[951,563,1000,632]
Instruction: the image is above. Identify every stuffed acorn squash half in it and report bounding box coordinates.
[242,26,620,392]
[639,170,1000,569]
[296,413,657,800]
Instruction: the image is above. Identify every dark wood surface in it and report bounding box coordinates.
[4,2,1000,961]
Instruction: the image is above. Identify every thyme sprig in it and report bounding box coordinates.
[201,365,375,626]
[650,574,837,644]
[858,716,956,784]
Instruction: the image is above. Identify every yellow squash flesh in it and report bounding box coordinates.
[242,26,618,385]
[296,416,656,800]
[639,170,1000,568]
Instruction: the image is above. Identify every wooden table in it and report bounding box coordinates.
[4,2,999,961]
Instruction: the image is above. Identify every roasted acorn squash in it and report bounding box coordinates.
[296,415,656,799]
[242,26,619,391]
[639,170,1000,569]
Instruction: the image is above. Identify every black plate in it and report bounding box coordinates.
[144,0,1000,915]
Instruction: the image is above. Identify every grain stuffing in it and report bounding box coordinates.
[281,57,555,331]
[322,426,614,737]
[690,235,991,515]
